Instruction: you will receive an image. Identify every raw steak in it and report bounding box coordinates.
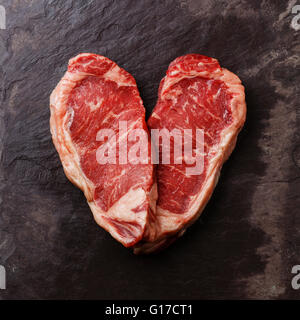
[134,54,246,253]
[50,53,157,247]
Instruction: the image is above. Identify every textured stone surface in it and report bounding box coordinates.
[0,0,299,299]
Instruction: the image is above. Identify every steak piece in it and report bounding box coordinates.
[50,53,157,247]
[134,54,246,253]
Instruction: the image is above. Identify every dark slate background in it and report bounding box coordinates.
[0,0,299,300]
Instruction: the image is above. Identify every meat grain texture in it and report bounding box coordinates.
[136,54,246,253]
[50,53,157,248]
[50,53,246,253]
